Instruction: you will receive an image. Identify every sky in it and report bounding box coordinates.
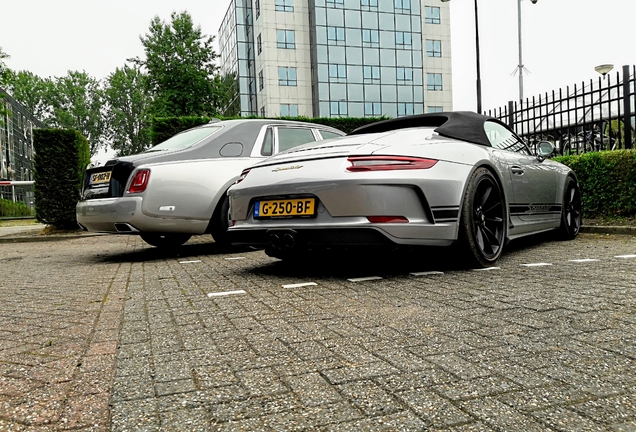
[1,0,635,114]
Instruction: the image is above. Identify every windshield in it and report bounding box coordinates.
[145,126,222,152]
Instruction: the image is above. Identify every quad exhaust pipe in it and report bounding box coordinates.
[267,230,297,250]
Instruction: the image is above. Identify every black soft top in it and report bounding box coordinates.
[349,111,509,147]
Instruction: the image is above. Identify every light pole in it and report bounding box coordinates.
[441,0,482,113]
[517,0,538,102]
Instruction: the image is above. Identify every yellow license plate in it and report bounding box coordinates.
[254,198,316,218]
[90,171,111,184]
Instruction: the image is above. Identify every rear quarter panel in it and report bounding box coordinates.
[139,158,259,221]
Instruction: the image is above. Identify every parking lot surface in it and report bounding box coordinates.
[1,233,636,431]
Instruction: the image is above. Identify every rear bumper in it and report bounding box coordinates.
[76,198,208,234]
[227,223,457,248]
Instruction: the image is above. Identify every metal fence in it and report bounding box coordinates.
[486,65,635,155]
[0,181,35,219]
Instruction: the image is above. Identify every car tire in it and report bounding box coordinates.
[458,167,506,268]
[211,194,231,248]
[558,177,582,240]
[140,233,192,248]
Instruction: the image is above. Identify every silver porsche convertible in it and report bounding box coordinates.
[227,112,582,267]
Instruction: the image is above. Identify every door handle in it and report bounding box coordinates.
[511,166,524,175]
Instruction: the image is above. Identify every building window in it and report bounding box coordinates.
[427,73,443,91]
[327,26,345,44]
[362,29,379,47]
[258,70,264,91]
[425,6,441,24]
[257,34,262,55]
[329,64,347,81]
[361,0,378,10]
[255,0,260,18]
[364,102,381,116]
[280,104,298,116]
[396,67,413,83]
[398,103,414,116]
[363,65,380,83]
[426,40,442,57]
[278,67,297,86]
[327,0,344,8]
[330,101,348,116]
[395,31,412,47]
[394,0,410,12]
[275,0,294,12]
[277,30,296,49]
[428,106,443,113]
[260,106,265,116]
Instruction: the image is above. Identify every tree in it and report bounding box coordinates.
[0,46,9,85]
[2,70,55,124]
[104,65,152,156]
[133,11,219,117]
[50,71,105,155]
[0,47,10,126]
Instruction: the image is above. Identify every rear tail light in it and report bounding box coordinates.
[347,156,438,172]
[367,216,409,223]
[128,169,150,193]
[235,168,251,184]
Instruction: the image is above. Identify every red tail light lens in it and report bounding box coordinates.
[235,168,251,184]
[128,169,150,193]
[367,216,409,223]
[347,156,438,172]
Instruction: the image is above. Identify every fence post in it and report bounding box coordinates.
[508,101,514,129]
[623,65,632,149]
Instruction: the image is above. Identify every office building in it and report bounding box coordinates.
[219,0,452,118]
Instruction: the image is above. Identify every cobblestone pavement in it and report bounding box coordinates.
[1,233,636,431]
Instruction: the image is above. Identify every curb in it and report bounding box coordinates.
[580,225,636,235]
[0,232,105,244]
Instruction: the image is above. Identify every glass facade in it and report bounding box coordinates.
[219,0,450,118]
[0,87,43,184]
[310,0,425,118]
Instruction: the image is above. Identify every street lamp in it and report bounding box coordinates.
[594,64,614,78]
[441,0,482,113]
[517,0,538,102]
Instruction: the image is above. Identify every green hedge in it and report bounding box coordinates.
[33,129,90,229]
[553,150,636,218]
[0,198,33,217]
[150,115,388,145]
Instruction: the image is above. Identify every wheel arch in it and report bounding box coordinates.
[454,161,511,242]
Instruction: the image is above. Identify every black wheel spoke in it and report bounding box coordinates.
[479,185,492,207]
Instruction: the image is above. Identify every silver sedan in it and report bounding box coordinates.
[76,119,344,247]
[227,112,582,267]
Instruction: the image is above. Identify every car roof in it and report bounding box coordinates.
[349,111,512,147]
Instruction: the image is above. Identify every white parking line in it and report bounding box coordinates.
[569,259,600,263]
[410,271,444,276]
[225,257,246,260]
[471,267,501,271]
[282,282,318,288]
[179,260,201,264]
[615,254,636,259]
[348,276,383,282]
[207,290,246,297]
[521,263,552,267]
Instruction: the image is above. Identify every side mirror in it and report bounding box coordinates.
[536,141,554,161]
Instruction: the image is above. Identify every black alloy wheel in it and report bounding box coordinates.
[459,168,506,267]
[558,177,582,240]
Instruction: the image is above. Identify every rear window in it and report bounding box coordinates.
[145,126,222,152]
